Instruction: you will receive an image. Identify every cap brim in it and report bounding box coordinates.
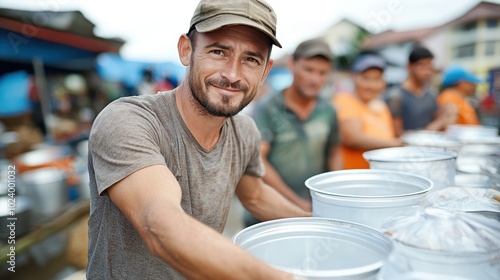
[298,47,333,61]
[194,14,282,48]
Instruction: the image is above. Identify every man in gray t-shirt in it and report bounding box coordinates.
[86,1,309,279]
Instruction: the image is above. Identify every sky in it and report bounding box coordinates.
[1,0,497,63]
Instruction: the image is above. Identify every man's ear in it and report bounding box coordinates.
[260,59,274,86]
[178,34,192,66]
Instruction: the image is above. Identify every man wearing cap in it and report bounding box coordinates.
[438,66,482,125]
[245,38,343,226]
[333,54,402,169]
[86,0,309,279]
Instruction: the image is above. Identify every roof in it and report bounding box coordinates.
[361,1,500,50]
[362,27,438,49]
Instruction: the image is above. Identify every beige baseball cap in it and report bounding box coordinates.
[293,39,334,61]
[189,0,282,48]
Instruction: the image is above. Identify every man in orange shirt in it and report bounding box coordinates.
[333,55,402,169]
[438,66,482,125]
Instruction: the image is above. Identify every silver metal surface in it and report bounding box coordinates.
[233,217,393,280]
[363,147,457,191]
[19,167,68,221]
[305,170,433,229]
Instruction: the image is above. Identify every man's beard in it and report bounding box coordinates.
[188,66,255,118]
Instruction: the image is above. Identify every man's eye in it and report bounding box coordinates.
[246,57,259,64]
[211,50,224,55]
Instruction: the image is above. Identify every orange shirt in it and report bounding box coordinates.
[437,89,479,125]
[333,93,395,169]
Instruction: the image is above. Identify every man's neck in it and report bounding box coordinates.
[283,87,317,121]
[403,77,426,96]
[175,82,226,151]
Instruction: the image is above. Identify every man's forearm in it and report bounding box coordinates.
[262,160,309,207]
[141,205,294,279]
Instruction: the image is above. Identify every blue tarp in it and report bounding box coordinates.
[96,53,186,88]
[0,70,30,117]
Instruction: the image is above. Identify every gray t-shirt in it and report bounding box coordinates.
[385,86,438,130]
[86,91,264,279]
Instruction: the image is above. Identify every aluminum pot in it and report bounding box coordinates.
[233,217,393,280]
[18,167,68,221]
[305,170,433,229]
[363,147,457,191]
[401,131,462,152]
[0,196,32,238]
[379,208,500,280]
[446,124,499,140]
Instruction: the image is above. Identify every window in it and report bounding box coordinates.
[455,44,476,58]
[485,41,496,56]
[458,21,477,32]
[486,19,498,29]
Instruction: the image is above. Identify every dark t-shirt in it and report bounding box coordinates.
[385,87,438,130]
[86,91,264,279]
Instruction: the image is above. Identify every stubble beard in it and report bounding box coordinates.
[187,64,255,118]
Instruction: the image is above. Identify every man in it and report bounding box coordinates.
[438,66,482,125]
[247,38,343,224]
[386,47,456,136]
[86,0,309,279]
[334,54,401,169]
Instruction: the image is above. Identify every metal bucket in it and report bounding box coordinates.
[379,208,500,280]
[233,217,393,280]
[363,147,457,191]
[401,131,462,152]
[19,167,68,221]
[305,170,433,229]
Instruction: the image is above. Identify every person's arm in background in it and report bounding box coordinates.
[107,165,297,280]
[260,142,312,211]
[425,103,458,130]
[328,145,343,170]
[385,88,404,137]
[236,174,311,221]
[339,118,402,150]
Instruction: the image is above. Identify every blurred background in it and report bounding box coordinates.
[1,0,500,279]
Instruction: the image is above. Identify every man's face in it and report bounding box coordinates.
[289,57,331,99]
[408,58,434,84]
[457,80,477,96]
[187,25,273,117]
[354,68,386,103]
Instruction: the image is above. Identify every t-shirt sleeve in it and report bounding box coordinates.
[89,101,166,195]
[327,106,341,148]
[385,88,402,117]
[333,94,362,121]
[242,118,266,178]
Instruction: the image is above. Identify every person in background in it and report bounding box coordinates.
[244,38,343,227]
[333,54,402,169]
[385,47,456,136]
[86,0,309,279]
[438,66,482,125]
[136,68,156,95]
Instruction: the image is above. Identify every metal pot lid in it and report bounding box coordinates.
[363,147,457,163]
[382,207,500,253]
[454,173,492,188]
[305,170,433,198]
[233,217,393,278]
[20,167,67,184]
[401,131,462,148]
[427,187,500,213]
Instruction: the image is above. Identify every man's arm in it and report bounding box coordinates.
[328,145,343,171]
[340,119,403,150]
[107,164,294,279]
[235,173,311,221]
[425,103,458,131]
[259,142,312,211]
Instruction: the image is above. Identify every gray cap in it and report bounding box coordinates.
[189,0,281,48]
[352,55,386,73]
[293,39,333,61]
